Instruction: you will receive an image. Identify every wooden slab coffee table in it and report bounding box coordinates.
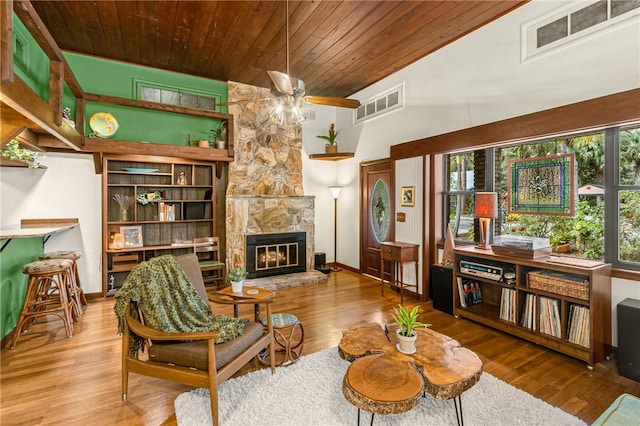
[339,323,482,425]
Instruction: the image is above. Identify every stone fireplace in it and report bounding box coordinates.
[225,81,326,289]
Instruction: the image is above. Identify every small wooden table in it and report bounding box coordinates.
[380,241,419,304]
[213,286,275,322]
[339,323,482,425]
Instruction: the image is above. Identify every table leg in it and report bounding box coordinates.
[254,304,261,323]
[380,257,384,297]
[399,262,404,304]
[233,304,239,318]
[453,395,464,426]
[415,260,420,301]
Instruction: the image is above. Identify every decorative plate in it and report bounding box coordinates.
[89,112,119,138]
[122,168,159,173]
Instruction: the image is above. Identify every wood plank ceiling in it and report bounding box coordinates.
[30,1,528,99]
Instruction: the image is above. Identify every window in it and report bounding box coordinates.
[444,124,640,270]
[611,125,640,265]
[135,80,223,111]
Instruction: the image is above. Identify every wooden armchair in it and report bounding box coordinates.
[121,254,275,425]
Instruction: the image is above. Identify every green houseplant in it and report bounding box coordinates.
[229,267,247,293]
[392,305,431,354]
[316,123,341,153]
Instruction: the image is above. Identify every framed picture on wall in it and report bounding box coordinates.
[400,186,415,207]
[120,225,143,248]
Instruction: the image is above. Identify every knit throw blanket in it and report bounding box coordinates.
[114,255,248,357]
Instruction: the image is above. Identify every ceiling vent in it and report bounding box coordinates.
[522,0,639,62]
[354,83,404,124]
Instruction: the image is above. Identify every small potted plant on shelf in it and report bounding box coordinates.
[1,139,44,168]
[316,123,341,154]
[392,304,431,354]
[229,266,247,293]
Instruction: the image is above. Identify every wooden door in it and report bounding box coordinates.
[360,159,393,279]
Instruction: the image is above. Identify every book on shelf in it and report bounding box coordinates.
[539,296,561,339]
[567,304,590,348]
[499,287,516,323]
[457,277,467,308]
[520,293,536,331]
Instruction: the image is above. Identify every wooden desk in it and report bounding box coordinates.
[380,241,419,304]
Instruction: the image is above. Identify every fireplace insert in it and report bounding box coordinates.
[246,232,306,278]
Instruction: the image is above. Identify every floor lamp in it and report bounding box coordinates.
[329,185,343,272]
[474,192,498,250]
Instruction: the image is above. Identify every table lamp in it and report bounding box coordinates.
[474,192,498,250]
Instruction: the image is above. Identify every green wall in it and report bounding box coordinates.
[64,52,229,145]
[0,238,43,339]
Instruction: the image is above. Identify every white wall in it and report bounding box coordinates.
[0,152,102,293]
[301,0,640,341]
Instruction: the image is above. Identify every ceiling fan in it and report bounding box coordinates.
[221,1,360,123]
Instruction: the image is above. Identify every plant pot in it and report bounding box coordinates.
[198,139,210,148]
[216,140,226,150]
[396,329,417,354]
[552,243,570,253]
[231,279,244,293]
[325,143,338,154]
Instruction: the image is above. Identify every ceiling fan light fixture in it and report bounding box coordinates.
[269,101,285,126]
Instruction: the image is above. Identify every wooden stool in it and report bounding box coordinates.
[40,250,87,315]
[343,353,423,424]
[11,259,77,348]
[258,312,304,366]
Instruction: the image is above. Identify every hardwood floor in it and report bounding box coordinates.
[1,270,638,425]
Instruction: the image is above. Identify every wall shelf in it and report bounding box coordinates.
[309,152,354,161]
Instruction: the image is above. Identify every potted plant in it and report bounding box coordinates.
[392,305,430,354]
[1,139,44,168]
[212,126,227,150]
[316,123,341,154]
[229,266,247,293]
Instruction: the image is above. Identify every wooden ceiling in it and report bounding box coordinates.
[30,1,528,99]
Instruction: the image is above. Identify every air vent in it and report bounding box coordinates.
[354,83,404,124]
[523,0,639,62]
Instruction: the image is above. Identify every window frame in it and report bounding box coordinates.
[443,124,640,270]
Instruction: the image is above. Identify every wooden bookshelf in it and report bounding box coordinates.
[453,246,611,368]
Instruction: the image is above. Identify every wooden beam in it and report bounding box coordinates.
[391,88,640,160]
[82,138,233,162]
[1,74,82,150]
[92,153,103,174]
[83,92,232,121]
[12,0,84,98]
[0,124,26,145]
[49,60,63,126]
[0,0,13,85]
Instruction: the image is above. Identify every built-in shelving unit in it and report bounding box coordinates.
[453,245,611,367]
[102,154,217,296]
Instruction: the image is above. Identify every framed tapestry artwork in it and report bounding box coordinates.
[400,186,415,207]
[120,225,143,248]
[507,153,575,216]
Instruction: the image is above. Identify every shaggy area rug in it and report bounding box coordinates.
[175,347,586,426]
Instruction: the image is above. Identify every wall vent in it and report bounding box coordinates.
[522,0,639,62]
[354,82,404,124]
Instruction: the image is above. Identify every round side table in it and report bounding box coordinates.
[258,312,304,366]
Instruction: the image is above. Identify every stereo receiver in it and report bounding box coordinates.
[459,260,503,281]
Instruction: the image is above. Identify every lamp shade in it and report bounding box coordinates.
[329,185,343,199]
[474,192,498,218]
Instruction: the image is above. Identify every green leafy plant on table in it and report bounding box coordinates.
[392,305,431,337]
[229,267,247,283]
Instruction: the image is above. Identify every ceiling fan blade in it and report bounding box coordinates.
[267,70,294,95]
[304,96,361,109]
[218,97,275,107]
